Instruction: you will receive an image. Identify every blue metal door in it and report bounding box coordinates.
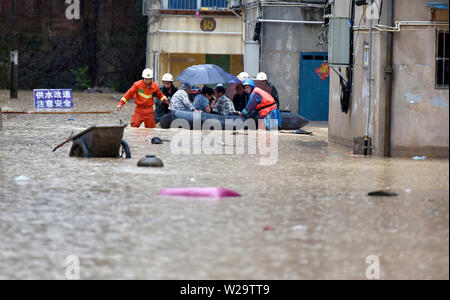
[299,52,330,121]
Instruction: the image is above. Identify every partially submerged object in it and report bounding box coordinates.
[280,129,313,135]
[137,155,164,167]
[159,187,241,198]
[368,190,398,197]
[14,175,30,185]
[151,137,163,144]
[65,125,131,158]
[159,111,308,130]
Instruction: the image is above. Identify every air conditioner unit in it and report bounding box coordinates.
[328,17,350,66]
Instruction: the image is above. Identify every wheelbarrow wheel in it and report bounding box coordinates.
[119,140,131,159]
[69,139,90,158]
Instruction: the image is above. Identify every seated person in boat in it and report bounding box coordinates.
[240,79,281,130]
[211,86,237,116]
[193,86,214,113]
[232,83,249,112]
[169,83,199,112]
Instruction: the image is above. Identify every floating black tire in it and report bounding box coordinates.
[69,139,90,158]
[119,140,131,159]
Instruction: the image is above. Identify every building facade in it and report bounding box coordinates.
[328,0,449,158]
[143,0,244,84]
[243,0,329,117]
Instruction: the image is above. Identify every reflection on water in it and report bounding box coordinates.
[0,91,448,279]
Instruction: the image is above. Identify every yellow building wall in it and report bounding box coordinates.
[230,55,244,76]
[149,14,244,85]
[149,15,243,55]
[158,53,206,84]
[157,53,243,85]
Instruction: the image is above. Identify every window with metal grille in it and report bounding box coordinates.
[436,29,449,89]
[166,0,228,10]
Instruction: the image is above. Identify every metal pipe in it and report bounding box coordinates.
[229,8,241,18]
[260,2,263,72]
[148,29,242,35]
[366,1,373,138]
[146,18,150,67]
[260,2,325,9]
[254,18,324,25]
[354,21,448,32]
[383,0,394,157]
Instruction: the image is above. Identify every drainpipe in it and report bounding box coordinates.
[384,0,394,157]
[259,3,264,73]
[365,1,373,139]
[146,18,149,68]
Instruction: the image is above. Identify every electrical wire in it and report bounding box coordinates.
[378,0,383,24]
[339,0,356,113]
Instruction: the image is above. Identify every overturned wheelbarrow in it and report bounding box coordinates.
[55,125,131,158]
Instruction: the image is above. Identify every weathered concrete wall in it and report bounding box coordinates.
[390,1,449,157]
[261,5,326,113]
[242,1,326,114]
[328,33,385,151]
[328,0,449,157]
[329,1,387,154]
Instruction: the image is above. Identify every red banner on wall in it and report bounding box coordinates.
[315,61,330,81]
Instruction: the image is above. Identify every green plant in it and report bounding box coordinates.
[70,66,90,90]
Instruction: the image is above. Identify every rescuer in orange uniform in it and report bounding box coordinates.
[116,68,168,128]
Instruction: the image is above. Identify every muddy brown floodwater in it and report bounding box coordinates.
[0,90,448,279]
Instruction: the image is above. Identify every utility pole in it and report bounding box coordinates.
[10,0,18,99]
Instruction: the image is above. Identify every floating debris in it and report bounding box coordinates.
[151,137,163,144]
[292,129,313,135]
[280,129,313,135]
[425,208,439,215]
[413,156,426,160]
[368,190,398,197]
[159,187,241,198]
[291,224,308,232]
[14,175,30,185]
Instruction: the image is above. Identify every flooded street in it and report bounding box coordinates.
[0,90,448,280]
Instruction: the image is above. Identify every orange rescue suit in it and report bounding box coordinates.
[119,80,168,128]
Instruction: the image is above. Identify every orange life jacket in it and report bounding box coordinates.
[252,87,277,118]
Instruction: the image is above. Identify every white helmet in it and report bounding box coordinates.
[142,68,153,79]
[161,73,173,82]
[256,72,268,81]
[237,72,249,82]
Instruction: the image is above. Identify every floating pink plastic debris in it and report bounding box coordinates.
[158,187,241,198]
